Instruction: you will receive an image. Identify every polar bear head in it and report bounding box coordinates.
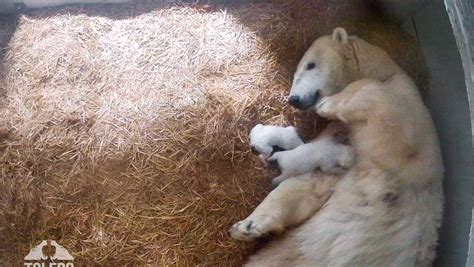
[289,27,353,110]
[289,27,401,111]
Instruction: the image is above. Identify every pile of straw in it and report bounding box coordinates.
[0,1,426,265]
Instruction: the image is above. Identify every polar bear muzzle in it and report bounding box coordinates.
[288,90,320,110]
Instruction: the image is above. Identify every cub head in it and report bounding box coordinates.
[289,27,352,110]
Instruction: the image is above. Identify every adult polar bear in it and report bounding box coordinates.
[231,28,444,266]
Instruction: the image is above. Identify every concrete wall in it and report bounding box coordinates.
[374,0,474,267]
[412,2,472,266]
[376,0,473,266]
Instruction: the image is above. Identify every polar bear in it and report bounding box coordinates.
[231,28,444,266]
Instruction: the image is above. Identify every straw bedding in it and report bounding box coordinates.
[0,1,426,265]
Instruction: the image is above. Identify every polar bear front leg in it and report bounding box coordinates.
[230,175,333,241]
[316,95,364,123]
[316,79,378,122]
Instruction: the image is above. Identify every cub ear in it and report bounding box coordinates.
[332,27,348,44]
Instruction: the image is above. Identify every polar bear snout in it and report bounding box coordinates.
[288,90,320,110]
[288,95,301,107]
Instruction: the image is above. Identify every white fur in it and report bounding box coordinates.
[249,124,304,157]
[234,28,444,267]
[268,135,354,185]
[231,121,353,237]
[230,172,340,241]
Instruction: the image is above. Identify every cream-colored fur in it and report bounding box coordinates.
[232,28,444,266]
[229,171,339,241]
[230,122,352,240]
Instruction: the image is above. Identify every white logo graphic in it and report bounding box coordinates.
[24,240,74,267]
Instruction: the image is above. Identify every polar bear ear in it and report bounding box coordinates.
[332,27,348,44]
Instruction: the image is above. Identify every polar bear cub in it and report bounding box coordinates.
[249,124,303,157]
[249,122,355,185]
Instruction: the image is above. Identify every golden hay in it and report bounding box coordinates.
[0,1,426,265]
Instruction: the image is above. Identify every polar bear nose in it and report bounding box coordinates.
[288,95,301,107]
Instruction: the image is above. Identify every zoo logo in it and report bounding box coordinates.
[24,240,74,267]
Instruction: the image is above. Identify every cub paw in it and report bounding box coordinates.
[229,215,281,241]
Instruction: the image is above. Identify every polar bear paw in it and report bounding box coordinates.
[316,97,337,118]
[229,215,282,241]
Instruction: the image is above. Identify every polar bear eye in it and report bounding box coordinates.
[306,62,316,70]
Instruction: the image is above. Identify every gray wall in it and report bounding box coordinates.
[376,0,473,266]
[443,0,474,265]
[398,1,473,266]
